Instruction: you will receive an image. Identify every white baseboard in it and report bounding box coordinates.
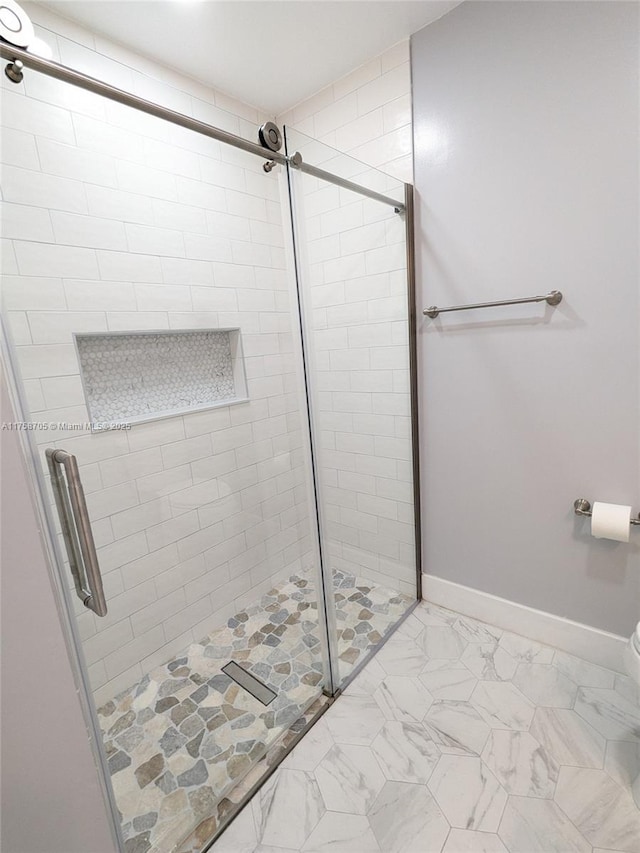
[422,573,628,674]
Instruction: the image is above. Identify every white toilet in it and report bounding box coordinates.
[624,622,640,808]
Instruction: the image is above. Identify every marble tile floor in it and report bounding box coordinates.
[211,600,640,853]
[176,696,331,853]
[97,568,412,853]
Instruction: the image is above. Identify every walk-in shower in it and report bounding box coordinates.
[0,31,419,853]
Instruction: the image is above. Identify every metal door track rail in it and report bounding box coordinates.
[1,44,405,212]
[288,153,405,211]
[1,43,288,165]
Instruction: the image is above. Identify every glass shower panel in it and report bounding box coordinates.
[1,70,329,852]
[285,128,418,689]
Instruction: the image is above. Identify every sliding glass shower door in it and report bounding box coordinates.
[1,71,332,852]
[285,128,420,690]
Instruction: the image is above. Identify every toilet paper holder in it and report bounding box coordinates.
[573,499,640,526]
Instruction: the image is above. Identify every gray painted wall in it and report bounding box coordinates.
[0,371,116,853]
[412,1,639,636]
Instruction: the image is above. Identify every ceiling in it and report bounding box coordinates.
[38,0,459,115]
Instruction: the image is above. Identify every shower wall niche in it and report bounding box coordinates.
[76,328,248,428]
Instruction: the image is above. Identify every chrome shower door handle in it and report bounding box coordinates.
[45,448,108,617]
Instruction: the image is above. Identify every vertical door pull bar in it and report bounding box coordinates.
[46,448,108,616]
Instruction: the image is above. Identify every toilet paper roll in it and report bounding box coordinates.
[591,501,631,543]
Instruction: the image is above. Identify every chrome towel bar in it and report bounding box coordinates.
[46,448,108,616]
[424,290,562,319]
[574,499,640,527]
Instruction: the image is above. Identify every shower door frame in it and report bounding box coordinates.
[0,41,422,851]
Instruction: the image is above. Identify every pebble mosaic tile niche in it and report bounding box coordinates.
[76,329,247,427]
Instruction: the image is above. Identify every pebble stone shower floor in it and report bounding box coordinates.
[210,600,640,853]
[97,569,412,853]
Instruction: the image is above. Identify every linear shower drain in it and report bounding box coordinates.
[221,660,277,706]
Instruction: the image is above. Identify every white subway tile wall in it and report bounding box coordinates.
[278,48,415,605]
[1,7,316,705]
[287,129,416,603]
[278,41,412,183]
